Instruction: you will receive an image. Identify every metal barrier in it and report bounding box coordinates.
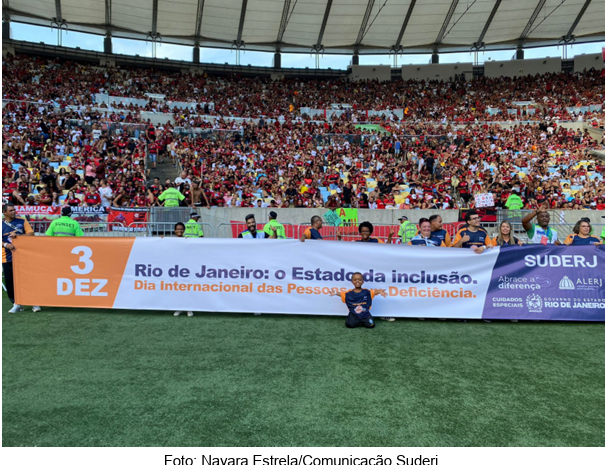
[149,207,193,224]
[65,120,148,138]
[130,221,215,238]
[173,128,241,141]
[30,221,129,237]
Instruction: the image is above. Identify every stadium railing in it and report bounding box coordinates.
[216,222,295,239]
[65,120,148,138]
[172,128,242,141]
[128,221,214,238]
[30,221,130,237]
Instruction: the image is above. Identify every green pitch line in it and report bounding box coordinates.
[2,295,605,447]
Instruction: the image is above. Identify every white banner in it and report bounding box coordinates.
[474,193,495,208]
[14,238,604,321]
[114,239,499,318]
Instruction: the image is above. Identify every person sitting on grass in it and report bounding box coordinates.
[328,272,388,329]
[336,222,395,322]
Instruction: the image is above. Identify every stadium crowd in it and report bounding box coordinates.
[3,54,604,122]
[2,53,605,212]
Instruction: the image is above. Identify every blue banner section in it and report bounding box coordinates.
[483,245,605,321]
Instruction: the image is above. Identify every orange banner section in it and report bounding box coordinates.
[13,236,135,308]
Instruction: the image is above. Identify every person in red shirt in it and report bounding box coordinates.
[84,185,101,206]
[65,191,81,207]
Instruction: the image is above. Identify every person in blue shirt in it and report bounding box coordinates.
[2,203,42,313]
[563,219,602,246]
[329,272,388,328]
[408,218,446,246]
[452,210,492,254]
[337,221,395,322]
[300,215,324,241]
[491,221,523,247]
[429,214,452,247]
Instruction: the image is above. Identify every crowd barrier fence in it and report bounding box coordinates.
[30,221,131,237]
[216,222,296,239]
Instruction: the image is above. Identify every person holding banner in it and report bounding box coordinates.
[408,219,446,247]
[429,215,452,247]
[335,221,394,244]
[563,220,602,246]
[491,221,522,247]
[521,205,561,245]
[238,214,277,239]
[2,203,42,313]
[328,272,388,329]
[300,216,324,241]
[452,211,492,254]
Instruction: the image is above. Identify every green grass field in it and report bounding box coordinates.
[2,293,605,447]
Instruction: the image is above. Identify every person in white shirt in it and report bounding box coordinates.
[99,180,113,208]
[174,172,191,185]
[254,199,269,208]
[92,124,102,141]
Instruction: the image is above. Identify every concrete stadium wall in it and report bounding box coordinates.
[484,57,562,78]
[2,43,15,57]
[349,65,392,82]
[99,57,116,67]
[573,54,605,73]
[401,63,473,81]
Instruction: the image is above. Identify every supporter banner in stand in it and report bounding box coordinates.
[13,238,604,321]
[107,207,148,231]
[14,205,60,222]
[14,205,108,223]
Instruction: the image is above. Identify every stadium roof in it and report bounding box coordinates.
[3,0,605,55]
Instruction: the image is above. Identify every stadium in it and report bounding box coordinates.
[2,0,605,448]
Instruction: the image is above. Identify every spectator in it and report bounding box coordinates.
[84,185,101,207]
[99,179,113,208]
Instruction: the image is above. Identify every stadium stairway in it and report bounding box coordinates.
[149,155,179,183]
